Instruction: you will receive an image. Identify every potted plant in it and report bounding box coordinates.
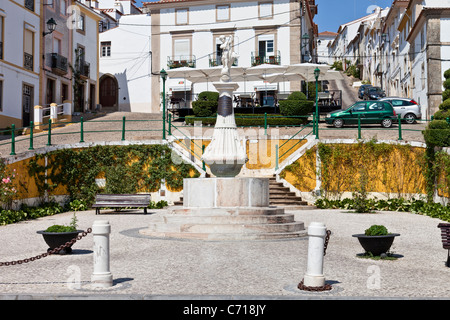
[352,225,400,257]
[37,213,84,255]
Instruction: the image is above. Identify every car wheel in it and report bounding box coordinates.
[381,118,392,128]
[333,118,344,128]
[404,113,416,124]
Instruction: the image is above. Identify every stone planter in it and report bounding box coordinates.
[37,230,84,254]
[352,233,400,256]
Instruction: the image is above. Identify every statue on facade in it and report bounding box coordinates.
[219,35,239,82]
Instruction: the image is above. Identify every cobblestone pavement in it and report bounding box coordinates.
[0,208,449,300]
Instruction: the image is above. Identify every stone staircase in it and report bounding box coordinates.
[269,176,312,209]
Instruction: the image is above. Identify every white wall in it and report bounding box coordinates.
[99,14,153,113]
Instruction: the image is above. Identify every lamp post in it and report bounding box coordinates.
[43,18,57,37]
[160,69,168,140]
[314,67,320,139]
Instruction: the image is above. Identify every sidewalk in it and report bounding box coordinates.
[0,207,449,300]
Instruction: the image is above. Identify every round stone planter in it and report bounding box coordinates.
[352,233,400,256]
[37,230,84,254]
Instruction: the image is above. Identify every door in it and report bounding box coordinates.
[22,84,33,127]
[89,83,96,110]
[99,76,118,109]
[366,101,385,124]
[348,101,367,124]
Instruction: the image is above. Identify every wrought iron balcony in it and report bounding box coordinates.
[77,60,90,78]
[24,52,33,71]
[208,54,238,67]
[50,53,68,75]
[167,55,196,69]
[251,51,281,66]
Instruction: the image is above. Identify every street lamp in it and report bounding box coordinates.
[314,67,320,139]
[160,69,168,140]
[43,18,57,36]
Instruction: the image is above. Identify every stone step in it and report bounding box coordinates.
[145,221,305,234]
[140,230,307,241]
[270,199,308,205]
[152,214,295,225]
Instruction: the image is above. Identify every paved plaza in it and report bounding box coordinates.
[0,207,449,301]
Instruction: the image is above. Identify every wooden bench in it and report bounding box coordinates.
[92,194,151,215]
[438,223,450,267]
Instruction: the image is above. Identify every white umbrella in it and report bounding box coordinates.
[166,66,206,79]
[247,64,288,102]
[265,73,305,93]
[285,63,330,82]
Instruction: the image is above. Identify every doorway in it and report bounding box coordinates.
[22,84,33,127]
[99,75,118,110]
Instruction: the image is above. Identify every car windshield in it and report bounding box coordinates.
[369,87,382,93]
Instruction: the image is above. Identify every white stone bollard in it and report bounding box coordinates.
[91,220,113,288]
[303,222,327,287]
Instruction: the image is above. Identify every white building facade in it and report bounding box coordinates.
[0,0,41,128]
[144,0,318,113]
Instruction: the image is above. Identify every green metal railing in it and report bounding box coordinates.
[1,111,430,158]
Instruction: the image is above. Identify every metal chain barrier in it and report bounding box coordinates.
[298,229,332,292]
[0,228,92,267]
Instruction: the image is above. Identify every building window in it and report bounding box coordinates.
[174,38,190,60]
[61,0,67,16]
[259,2,273,19]
[24,29,34,71]
[25,0,34,12]
[176,8,188,25]
[216,5,230,22]
[101,41,111,57]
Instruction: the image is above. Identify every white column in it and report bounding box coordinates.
[91,220,113,288]
[303,222,327,287]
[50,103,58,122]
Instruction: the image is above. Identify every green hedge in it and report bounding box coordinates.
[184,114,310,126]
[192,101,218,117]
[315,197,450,222]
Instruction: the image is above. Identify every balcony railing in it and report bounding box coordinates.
[208,54,238,67]
[167,55,196,69]
[77,60,90,78]
[24,53,33,71]
[251,51,281,66]
[50,53,68,75]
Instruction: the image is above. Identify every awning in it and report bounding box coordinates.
[167,79,192,92]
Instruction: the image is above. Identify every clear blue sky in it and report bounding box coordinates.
[133,0,393,34]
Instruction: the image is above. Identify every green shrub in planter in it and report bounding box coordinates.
[364,225,389,236]
[423,119,450,146]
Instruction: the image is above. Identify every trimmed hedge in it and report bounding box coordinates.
[423,68,450,147]
[192,91,219,117]
[279,91,314,117]
[184,114,310,126]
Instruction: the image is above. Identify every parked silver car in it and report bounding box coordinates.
[379,97,422,124]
